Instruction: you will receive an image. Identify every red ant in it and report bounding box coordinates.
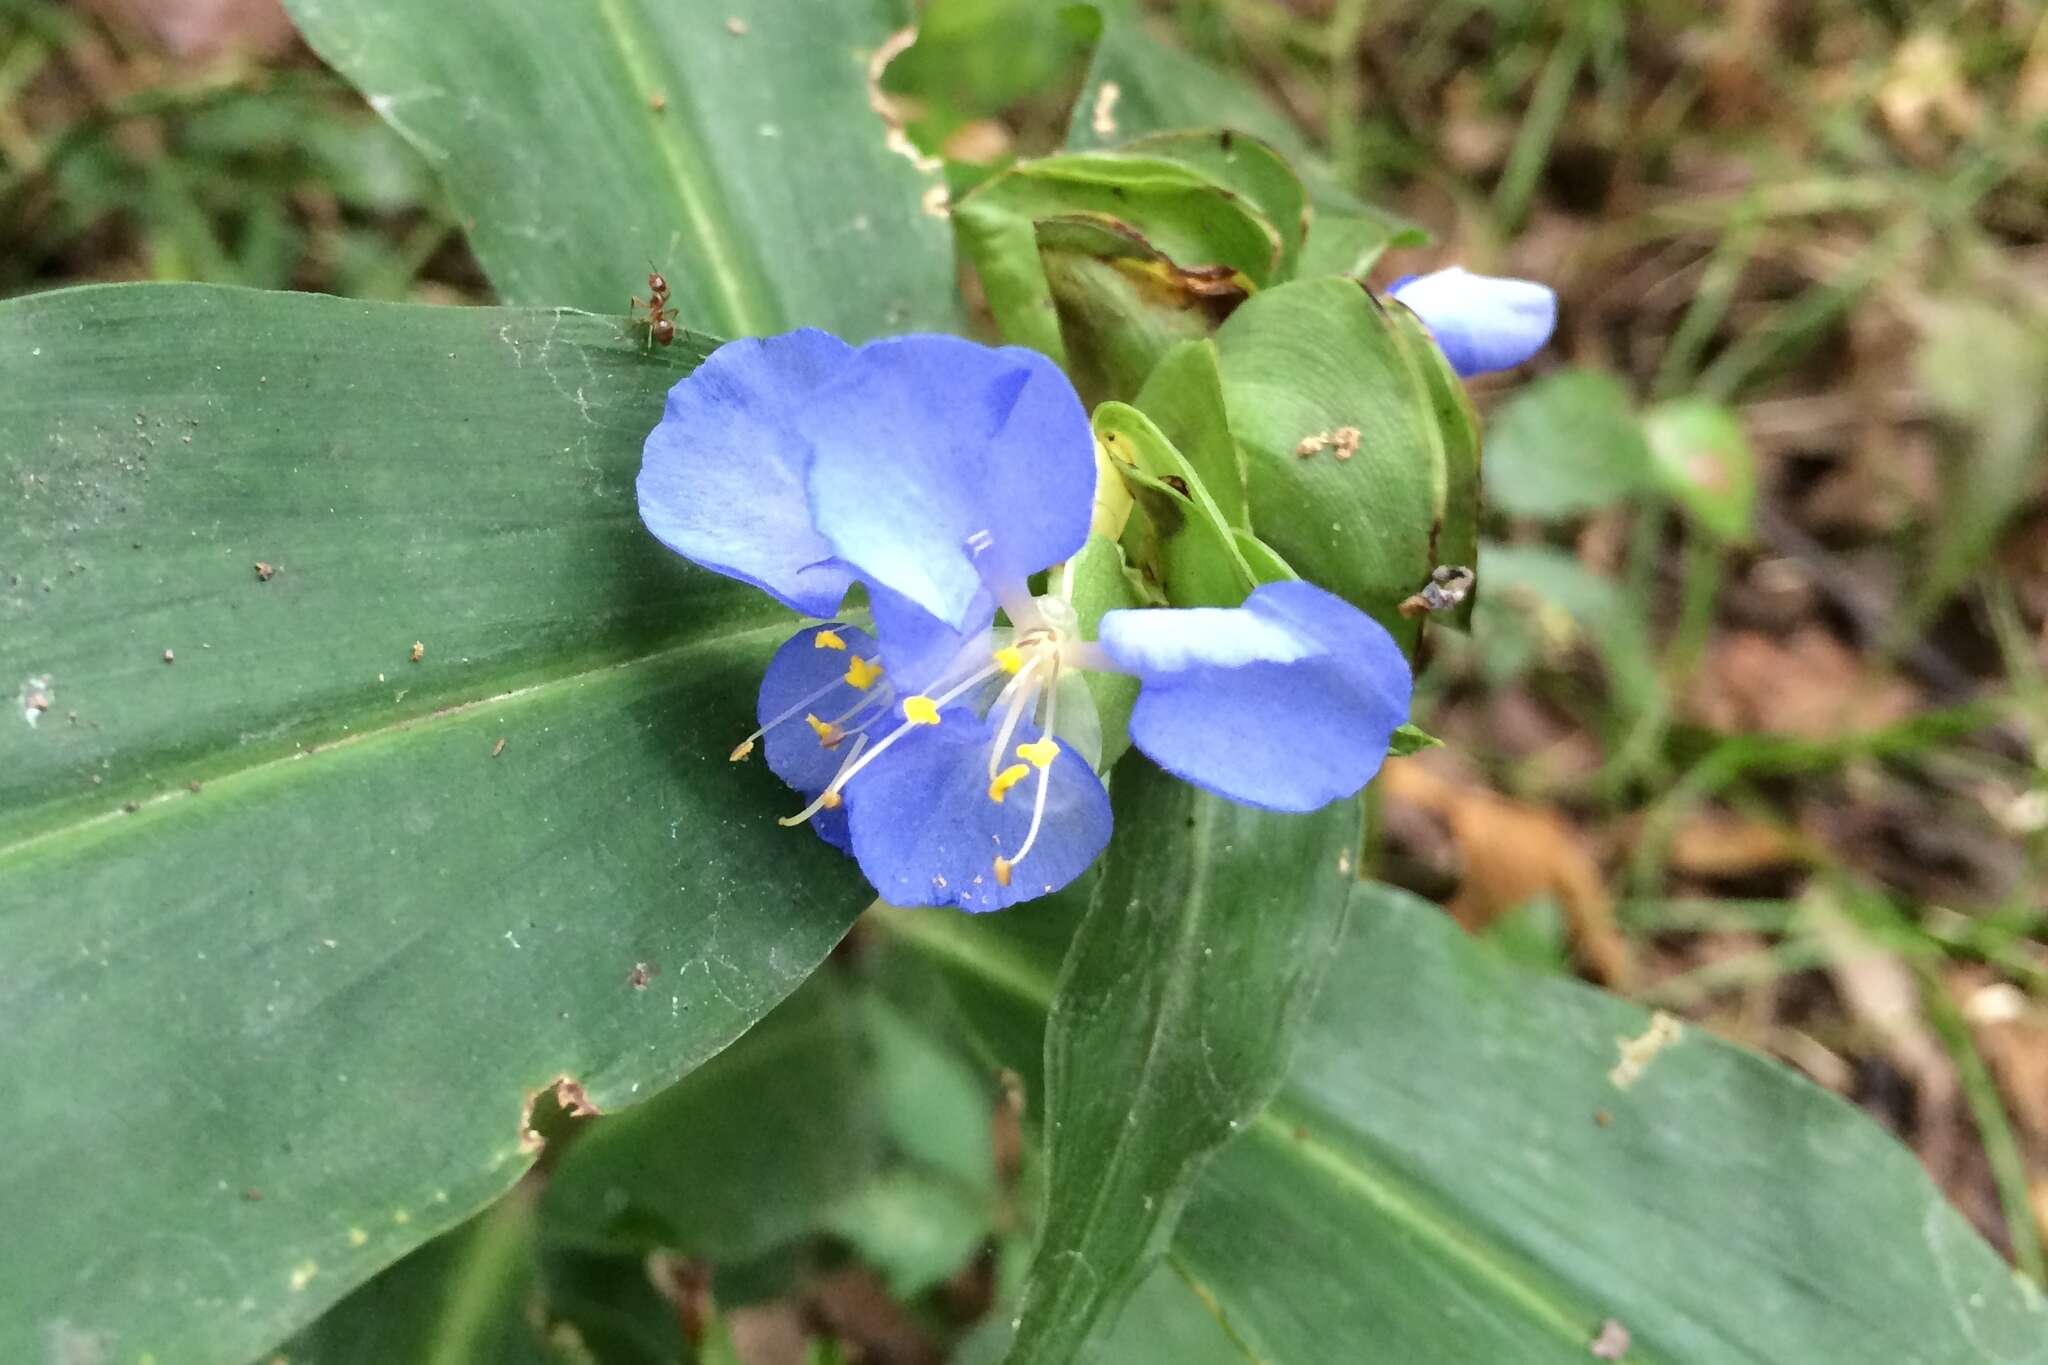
[630,270,676,347]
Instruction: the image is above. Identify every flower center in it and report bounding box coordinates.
[749,590,1107,891]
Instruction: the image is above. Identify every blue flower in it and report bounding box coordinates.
[639,330,1413,911]
[1390,267,1557,377]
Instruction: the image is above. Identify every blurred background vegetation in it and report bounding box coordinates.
[6,0,2045,1326]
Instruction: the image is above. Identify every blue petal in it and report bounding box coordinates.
[756,623,886,795]
[868,581,998,698]
[843,714,1110,912]
[799,335,1095,627]
[638,329,858,616]
[1390,267,1556,377]
[806,800,854,854]
[1096,581,1412,812]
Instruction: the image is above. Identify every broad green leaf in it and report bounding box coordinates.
[1643,397,1758,543]
[1216,276,1445,641]
[282,1188,577,1365]
[885,885,2048,1364]
[1004,760,1357,1364]
[541,975,880,1263]
[0,285,866,1365]
[881,0,1096,153]
[959,1263,1250,1365]
[1094,402,1256,608]
[1485,371,1655,518]
[831,989,1005,1301]
[285,0,960,339]
[1132,338,1247,530]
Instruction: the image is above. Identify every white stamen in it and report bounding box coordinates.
[780,657,1009,825]
[737,668,863,752]
[986,656,1044,779]
[1007,662,1060,873]
[778,734,870,825]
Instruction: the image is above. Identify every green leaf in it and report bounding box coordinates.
[281,1189,576,1365]
[1065,533,1145,767]
[1473,542,1657,712]
[950,150,1283,395]
[1216,276,1444,640]
[1910,297,2048,624]
[1485,371,1655,518]
[826,992,1003,1299]
[1094,402,1256,608]
[1643,398,1758,543]
[0,285,865,1364]
[1296,209,1430,279]
[881,0,1097,154]
[284,0,960,339]
[1119,130,1306,281]
[1064,1,1421,247]
[1387,298,1483,629]
[541,975,880,1263]
[1132,339,1247,530]
[1387,722,1442,757]
[1004,761,1357,1364]
[885,886,2048,1364]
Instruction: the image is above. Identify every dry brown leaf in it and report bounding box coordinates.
[1667,809,1810,878]
[1685,626,1918,740]
[1380,758,1632,987]
[1957,968,2048,1166]
[80,0,297,59]
[1803,895,1967,1187]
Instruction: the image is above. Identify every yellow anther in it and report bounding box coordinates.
[728,738,756,763]
[993,856,1015,887]
[902,695,941,726]
[1016,737,1060,770]
[813,629,847,651]
[993,645,1025,674]
[987,763,1031,804]
[820,790,843,810]
[805,713,846,749]
[844,655,883,690]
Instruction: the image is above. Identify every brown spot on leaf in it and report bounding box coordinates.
[1589,1318,1631,1359]
[518,1075,602,1154]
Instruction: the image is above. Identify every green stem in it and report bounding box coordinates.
[1919,970,2047,1285]
[1492,28,1584,229]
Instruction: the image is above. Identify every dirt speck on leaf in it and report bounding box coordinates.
[1091,81,1121,137]
[1610,1012,1684,1089]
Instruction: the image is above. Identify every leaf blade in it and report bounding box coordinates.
[1003,761,1356,1364]
[285,0,961,339]
[0,284,866,1365]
